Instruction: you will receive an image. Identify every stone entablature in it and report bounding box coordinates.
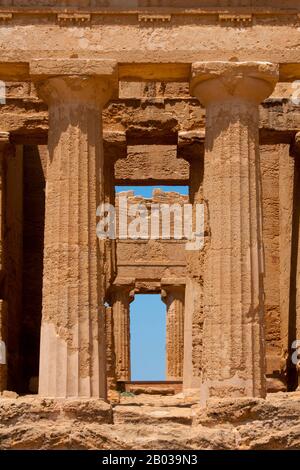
[1,18,300,84]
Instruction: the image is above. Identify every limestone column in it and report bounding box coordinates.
[190,62,279,402]
[183,278,202,389]
[105,306,117,391]
[179,136,205,390]
[37,72,116,398]
[162,286,185,380]
[112,287,133,382]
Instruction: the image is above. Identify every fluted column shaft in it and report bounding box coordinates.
[112,288,132,382]
[182,150,204,390]
[105,306,117,391]
[38,76,114,398]
[163,287,185,380]
[191,62,279,402]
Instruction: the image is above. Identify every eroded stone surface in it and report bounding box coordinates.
[0,393,299,450]
[192,62,279,402]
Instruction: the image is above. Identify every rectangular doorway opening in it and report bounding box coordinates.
[130,294,166,381]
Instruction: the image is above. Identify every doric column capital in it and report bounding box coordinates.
[36,75,116,109]
[190,61,279,106]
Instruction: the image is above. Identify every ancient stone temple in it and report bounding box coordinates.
[0,0,300,450]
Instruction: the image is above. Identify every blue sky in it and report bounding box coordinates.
[130,294,166,381]
[115,185,187,380]
[115,185,189,198]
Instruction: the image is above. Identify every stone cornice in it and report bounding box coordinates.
[0,6,299,23]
